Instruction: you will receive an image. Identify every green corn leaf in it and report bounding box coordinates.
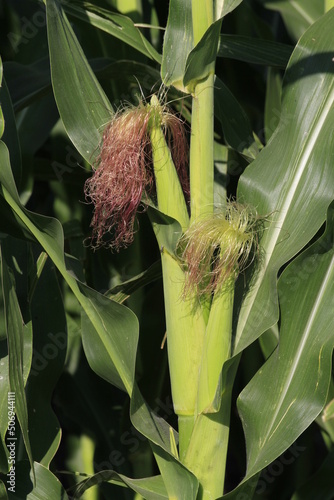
[0,140,138,396]
[8,461,69,499]
[130,383,199,499]
[183,19,222,90]
[46,0,112,166]
[0,58,3,139]
[72,381,199,499]
[27,258,66,467]
[215,0,243,19]
[235,8,334,355]
[74,471,169,499]
[107,260,162,304]
[264,67,282,143]
[218,35,293,67]
[0,246,35,482]
[60,1,161,63]
[261,0,324,40]
[151,442,198,500]
[0,74,21,187]
[237,201,334,482]
[4,60,51,113]
[161,0,193,89]
[161,0,244,90]
[80,286,138,392]
[291,447,334,500]
[214,76,259,160]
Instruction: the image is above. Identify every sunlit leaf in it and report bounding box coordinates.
[238,202,334,480]
[235,9,334,354]
[184,20,222,89]
[215,0,243,19]
[161,0,193,89]
[261,0,324,40]
[46,0,112,165]
[9,461,69,499]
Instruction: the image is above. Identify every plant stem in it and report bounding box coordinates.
[178,415,197,462]
[197,289,234,413]
[189,75,215,223]
[149,95,189,231]
[184,381,234,500]
[149,96,207,417]
[190,0,214,223]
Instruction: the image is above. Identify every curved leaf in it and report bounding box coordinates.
[161,0,193,89]
[215,0,243,19]
[107,260,162,304]
[130,382,198,499]
[291,447,334,500]
[73,381,199,499]
[262,0,324,40]
[0,58,3,138]
[0,75,21,186]
[46,0,112,166]
[162,0,244,89]
[237,202,334,480]
[61,1,161,63]
[184,19,222,89]
[218,35,293,68]
[80,285,138,392]
[28,258,66,466]
[0,141,138,396]
[4,60,51,113]
[9,461,69,499]
[0,247,34,480]
[214,76,259,160]
[74,471,168,499]
[235,9,334,354]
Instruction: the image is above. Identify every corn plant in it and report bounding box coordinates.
[0,0,334,499]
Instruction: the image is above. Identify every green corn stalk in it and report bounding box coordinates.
[148,2,242,497]
[148,95,207,425]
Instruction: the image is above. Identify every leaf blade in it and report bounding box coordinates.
[46,0,112,165]
[238,202,334,479]
[235,9,334,355]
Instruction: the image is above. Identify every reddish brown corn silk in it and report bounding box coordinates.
[85,101,189,251]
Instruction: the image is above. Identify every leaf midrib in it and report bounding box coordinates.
[260,251,334,449]
[235,80,334,353]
